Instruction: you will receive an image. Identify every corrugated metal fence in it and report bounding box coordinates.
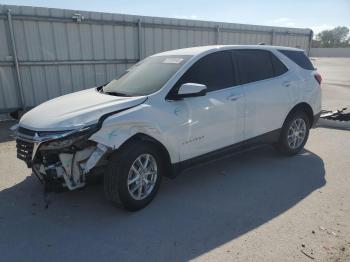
[310,48,350,57]
[0,5,312,113]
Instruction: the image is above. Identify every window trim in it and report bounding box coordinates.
[277,49,315,70]
[269,51,289,77]
[233,49,289,86]
[165,48,291,100]
[165,50,237,100]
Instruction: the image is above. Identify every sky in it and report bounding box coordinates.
[1,0,349,35]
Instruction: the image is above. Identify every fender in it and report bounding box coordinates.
[89,104,179,163]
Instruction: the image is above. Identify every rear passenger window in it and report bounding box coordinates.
[278,50,315,70]
[236,50,274,84]
[175,51,235,92]
[271,53,288,76]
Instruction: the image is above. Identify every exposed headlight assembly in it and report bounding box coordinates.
[40,124,99,150]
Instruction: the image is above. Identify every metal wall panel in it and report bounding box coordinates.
[310,48,350,57]
[0,4,312,112]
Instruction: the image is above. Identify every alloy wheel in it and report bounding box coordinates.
[287,118,307,149]
[127,154,158,200]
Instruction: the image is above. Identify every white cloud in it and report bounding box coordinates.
[267,20,349,35]
[173,14,198,20]
[267,17,297,28]
[269,17,291,23]
[310,24,335,35]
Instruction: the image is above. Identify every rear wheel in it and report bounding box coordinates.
[276,111,310,155]
[104,141,162,211]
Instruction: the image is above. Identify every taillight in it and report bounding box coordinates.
[314,73,322,85]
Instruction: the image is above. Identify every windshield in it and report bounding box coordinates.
[102,55,191,96]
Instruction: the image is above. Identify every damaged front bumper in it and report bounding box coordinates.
[15,125,109,191]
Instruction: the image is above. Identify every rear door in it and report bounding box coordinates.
[234,49,292,139]
[166,50,245,161]
[278,49,321,114]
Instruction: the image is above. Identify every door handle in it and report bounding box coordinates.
[227,94,242,101]
[283,81,291,87]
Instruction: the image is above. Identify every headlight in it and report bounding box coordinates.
[40,124,98,150]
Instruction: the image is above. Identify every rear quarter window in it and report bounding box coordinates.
[278,50,315,70]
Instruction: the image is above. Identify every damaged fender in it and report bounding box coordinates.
[89,104,178,163]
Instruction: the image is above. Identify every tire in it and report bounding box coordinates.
[276,111,310,156]
[104,141,163,211]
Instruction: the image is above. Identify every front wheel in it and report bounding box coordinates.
[276,111,310,155]
[104,141,162,211]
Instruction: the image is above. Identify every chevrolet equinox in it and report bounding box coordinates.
[15,45,322,211]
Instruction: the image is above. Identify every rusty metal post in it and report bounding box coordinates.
[137,19,143,60]
[7,9,25,110]
[271,29,275,45]
[307,30,313,56]
[216,26,220,44]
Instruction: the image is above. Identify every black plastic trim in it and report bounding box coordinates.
[171,128,281,176]
[312,112,321,127]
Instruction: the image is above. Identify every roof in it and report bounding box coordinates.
[153,45,304,57]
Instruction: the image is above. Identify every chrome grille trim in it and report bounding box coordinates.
[15,127,76,165]
[16,139,34,162]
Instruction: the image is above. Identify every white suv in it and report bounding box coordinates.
[15,45,322,211]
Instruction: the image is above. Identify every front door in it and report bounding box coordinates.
[166,50,245,161]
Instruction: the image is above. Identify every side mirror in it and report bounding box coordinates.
[175,83,207,99]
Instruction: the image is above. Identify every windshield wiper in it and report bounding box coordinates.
[100,87,131,97]
[105,91,131,97]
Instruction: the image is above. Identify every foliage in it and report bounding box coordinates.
[312,26,350,48]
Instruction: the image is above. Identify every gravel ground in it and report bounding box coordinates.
[0,57,349,262]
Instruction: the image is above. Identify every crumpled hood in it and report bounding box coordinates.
[20,88,147,131]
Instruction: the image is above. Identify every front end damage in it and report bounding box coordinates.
[15,125,109,192]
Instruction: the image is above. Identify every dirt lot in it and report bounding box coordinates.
[0,58,349,262]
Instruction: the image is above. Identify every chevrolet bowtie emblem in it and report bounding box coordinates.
[33,132,39,140]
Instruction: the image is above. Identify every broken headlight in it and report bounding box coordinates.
[40,124,99,150]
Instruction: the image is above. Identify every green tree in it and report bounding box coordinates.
[315,26,350,47]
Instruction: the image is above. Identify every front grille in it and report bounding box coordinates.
[16,126,74,167]
[16,139,34,165]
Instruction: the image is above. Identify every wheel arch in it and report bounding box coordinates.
[115,133,174,178]
[285,102,314,126]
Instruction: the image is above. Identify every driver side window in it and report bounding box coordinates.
[173,50,236,94]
